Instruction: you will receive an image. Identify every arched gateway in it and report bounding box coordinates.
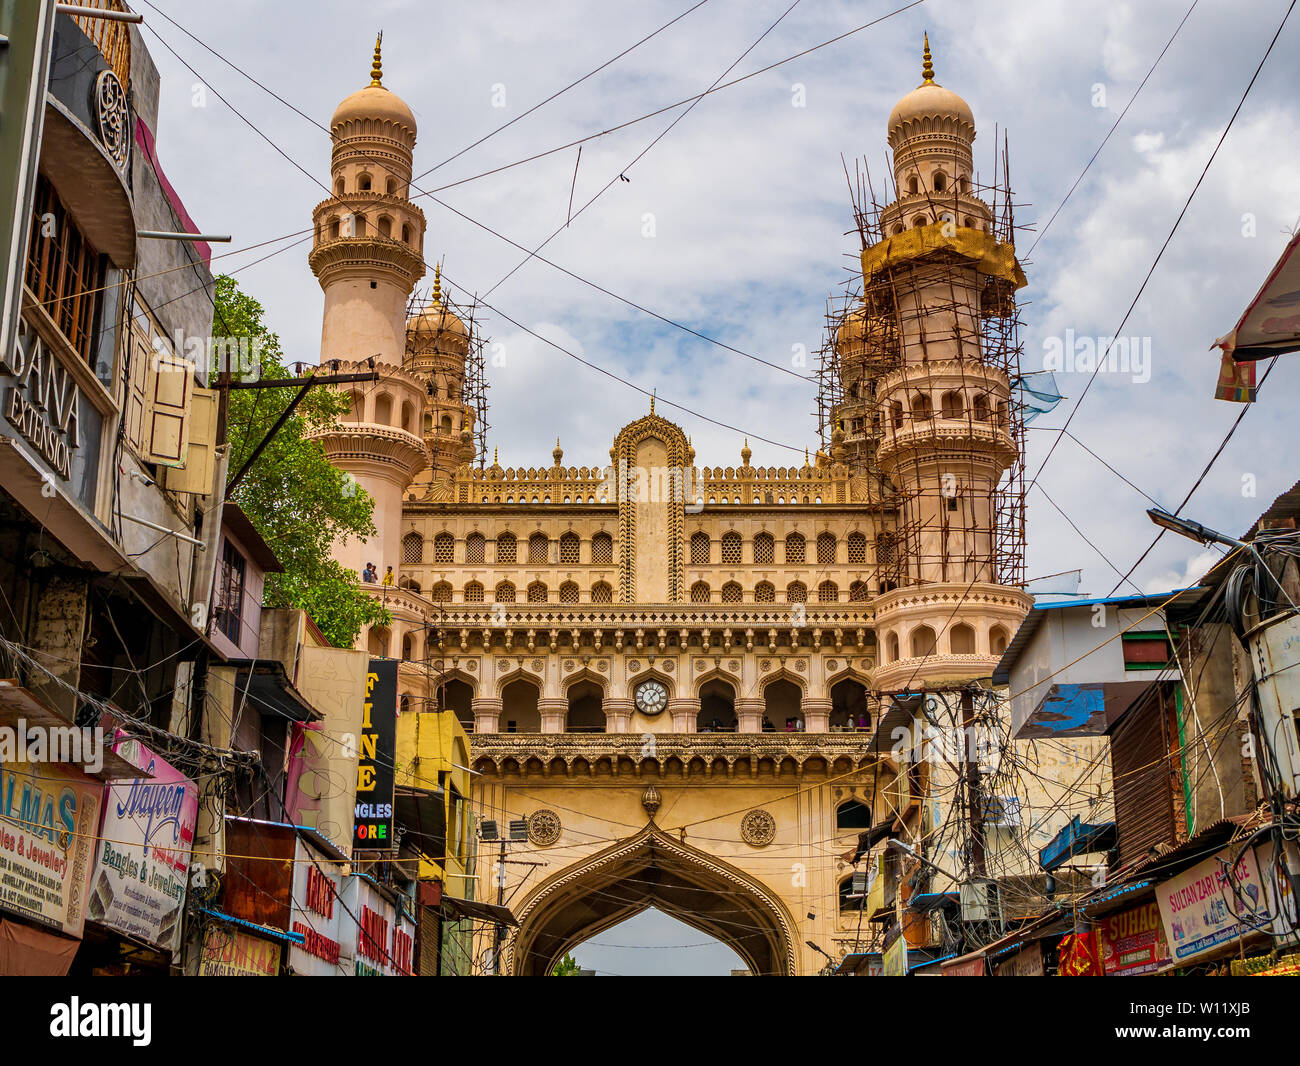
[310,39,1032,974]
[510,824,799,976]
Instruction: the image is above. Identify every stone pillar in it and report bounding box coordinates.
[736,698,764,734]
[538,698,568,734]
[668,698,700,734]
[472,697,501,734]
[803,698,832,734]
[29,574,89,719]
[604,698,634,734]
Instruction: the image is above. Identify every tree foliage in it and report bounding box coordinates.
[214,275,386,647]
[551,953,583,976]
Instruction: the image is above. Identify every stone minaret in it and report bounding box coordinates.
[308,35,430,584]
[406,265,477,498]
[868,38,1031,692]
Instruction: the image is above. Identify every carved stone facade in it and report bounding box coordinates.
[309,40,1030,974]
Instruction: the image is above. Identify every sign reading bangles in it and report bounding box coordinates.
[353,659,397,851]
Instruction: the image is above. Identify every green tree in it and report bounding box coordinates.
[551,953,583,976]
[214,275,387,647]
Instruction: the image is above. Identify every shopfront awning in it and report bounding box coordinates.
[0,919,79,976]
[1215,230,1300,363]
[440,896,518,928]
[0,680,143,779]
[226,659,321,722]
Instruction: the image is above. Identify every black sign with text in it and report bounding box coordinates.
[353,659,397,850]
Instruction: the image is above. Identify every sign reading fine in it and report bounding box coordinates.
[353,659,396,850]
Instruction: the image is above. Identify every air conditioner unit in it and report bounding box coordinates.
[959,878,1001,924]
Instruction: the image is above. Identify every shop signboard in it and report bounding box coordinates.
[339,874,415,976]
[1157,846,1272,965]
[288,835,344,976]
[994,940,1044,977]
[882,933,908,977]
[1097,900,1171,975]
[87,735,197,953]
[353,659,396,851]
[198,924,280,976]
[0,758,100,936]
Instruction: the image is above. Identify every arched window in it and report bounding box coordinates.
[912,393,932,420]
[836,800,873,830]
[377,215,392,239]
[785,532,806,564]
[690,531,711,565]
[755,581,775,603]
[329,217,341,240]
[494,581,516,603]
[434,532,454,563]
[721,532,742,565]
[401,532,423,564]
[951,623,976,655]
[941,391,963,419]
[721,581,743,604]
[386,177,398,195]
[592,532,613,564]
[840,875,868,913]
[690,581,711,604]
[753,532,774,565]
[959,174,970,194]
[528,532,549,564]
[817,532,837,565]
[886,632,899,662]
[891,400,904,430]
[401,223,412,244]
[430,581,452,603]
[496,533,517,564]
[559,532,580,565]
[591,581,613,603]
[464,581,484,603]
[358,173,372,191]
[334,177,345,196]
[526,581,548,603]
[786,581,807,603]
[996,401,1009,428]
[990,625,1009,656]
[817,580,838,603]
[374,392,392,425]
[559,581,579,603]
[849,580,869,602]
[911,214,928,229]
[910,625,937,658]
[973,394,990,422]
[933,171,947,192]
[907,175,919,195]
[847,531,867,564]
[466,533,485,564]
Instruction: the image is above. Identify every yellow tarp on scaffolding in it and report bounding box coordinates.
[860,223,1028,290]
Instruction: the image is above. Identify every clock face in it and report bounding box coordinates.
[635,679,668,716]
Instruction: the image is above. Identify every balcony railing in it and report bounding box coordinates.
[69,0,133,89]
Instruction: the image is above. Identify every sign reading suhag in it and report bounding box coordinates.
[1097,900,1171,975]
[353,659,396,851]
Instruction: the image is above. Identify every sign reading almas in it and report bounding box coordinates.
[2,315,82,480]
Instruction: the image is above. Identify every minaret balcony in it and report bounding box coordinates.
[875,420,1017,469]
[307,421,430,481]
[309,234,426,288]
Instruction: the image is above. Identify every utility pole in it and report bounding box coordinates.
[960,686,988,879]
[493,837,506,975]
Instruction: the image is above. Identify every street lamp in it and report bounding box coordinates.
[1145,507,1245,548]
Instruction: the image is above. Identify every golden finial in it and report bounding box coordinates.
[805,447,810,465]
[370,31,384,87]
[432,262,442,303]
[650,389,656,415]
[922,32,934,84]
[493,446,498,465]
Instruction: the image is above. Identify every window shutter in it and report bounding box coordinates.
[144,347,194,467]
[162,385,218,494]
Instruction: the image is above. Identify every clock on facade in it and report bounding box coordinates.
[634,679,668,716]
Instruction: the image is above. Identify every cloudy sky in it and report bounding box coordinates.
[137,0,1300,970]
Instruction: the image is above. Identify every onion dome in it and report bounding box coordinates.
[887,34,975,146]
[408,265,468,342]
[331,33,417,137]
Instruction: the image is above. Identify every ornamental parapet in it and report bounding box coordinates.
[469,731,888,778]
